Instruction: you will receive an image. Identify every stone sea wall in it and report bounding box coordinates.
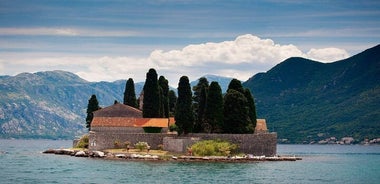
[89,131,277,156]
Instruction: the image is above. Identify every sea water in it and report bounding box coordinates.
[0,139,379,184]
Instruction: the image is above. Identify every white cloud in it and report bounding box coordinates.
[149,34,306,67]
[0,34,351,85]
[306,48,350,62]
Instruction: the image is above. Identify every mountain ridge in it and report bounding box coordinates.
[243,44,380,143]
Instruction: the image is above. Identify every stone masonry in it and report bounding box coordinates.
[89,131,277,156]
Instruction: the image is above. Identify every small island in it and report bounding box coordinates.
[43,139,301,162]
[44,68,301,162]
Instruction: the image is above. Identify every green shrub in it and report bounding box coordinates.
[191,139,238,156]
[169,124,178,132]
[135,142,149,151]
[75,134,89,148]
[143,127,162,133]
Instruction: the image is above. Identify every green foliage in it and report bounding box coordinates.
[244,88,257,132]
[159,76,170,118]
[143,68,160,118]
[175,76,194,134]
[227,78,244,93]
[191,140,238,156]
[193,77,209,133]
[143,127,163,133]
[169,124,178,132]
[203,81,224,133]
[223,89,251,133]
[135,141,150,151]
[168,90,177,116]
[123,78,138,108]
[75,134,89,148]
[86,94,100,131]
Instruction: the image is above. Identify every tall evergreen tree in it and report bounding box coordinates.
[143,68,160,118]
[203,81,224,133]
[192,77,209,133]
[168,90,177,116]
[227,78,244,93]
[175,76,194,134]
[123,78,138,108]
[223,89,251,133]
[244,88,257,132]
[86,94,100,131]
[158,76,169,118]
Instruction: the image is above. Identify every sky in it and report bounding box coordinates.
[0,0,379,86]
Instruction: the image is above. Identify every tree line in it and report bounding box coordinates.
[86,68,257,134]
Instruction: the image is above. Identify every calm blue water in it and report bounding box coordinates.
[0,139,379,184]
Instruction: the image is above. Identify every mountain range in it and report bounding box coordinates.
[243,44,380,143]
[0,45,379,142]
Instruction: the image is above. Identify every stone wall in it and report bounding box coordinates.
[164,133,277,156]
[89,131,277,156]
[163,137,201,153]
[88,131,177,150]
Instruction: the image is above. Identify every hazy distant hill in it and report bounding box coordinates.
[243,44,380,143]
[0,71,142,139]
[190,74,233,93]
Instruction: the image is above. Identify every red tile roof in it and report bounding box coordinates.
[91,117,169,128]
[93,103,142,118]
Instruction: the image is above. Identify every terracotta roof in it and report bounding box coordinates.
[93,103,142,118]
[139,118,169,128]
[91,117,169,128]
[255,119,268,132]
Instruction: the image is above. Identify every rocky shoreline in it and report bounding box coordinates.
[43,149,302,162]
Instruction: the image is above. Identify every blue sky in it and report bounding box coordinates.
[0,0,379,85]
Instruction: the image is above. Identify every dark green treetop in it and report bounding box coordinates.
[223,89,251,133]
[158,76,169,118]
[123,78,138,108]
[168,89,177,116]
[192,77,209,133]
[143,68,160,118]
[175,76,194,134]
[86,94,100,131]
[227,78,244,93]
[244,88,257,132]
[203,81,224,133]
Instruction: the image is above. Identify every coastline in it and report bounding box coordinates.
[42,148,302,162]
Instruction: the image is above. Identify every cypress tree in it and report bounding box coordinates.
[86,94,100,131]
[227,78,244,93]
[143,68,160,118]
[158,76,169,118]
[192,77,209,133]
[175,76,194,134]
[168,90,177,116]
[244,88,257,133]
[223,89,251,133]
[123,78,138,108]
[203,81,224,133]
